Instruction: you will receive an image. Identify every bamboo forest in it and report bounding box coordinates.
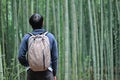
[0,0,120,80]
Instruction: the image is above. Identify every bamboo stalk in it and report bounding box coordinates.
[0,44,3,80]
[46,0,50,30]
[92,0,100,79]
[52,0,57,36]
[115,0,120,79]
[70,0,78,79]
[100,0,104,80]
[12,0,20,80]
[59,1,64,79]
[64,0,70,80]
[78,0,83,79]
[88,0,97,80]
[31,0,34,14]
[1,0,7,79]
[56,0,61,80]
[108,0,114,80]
[26,0,29,32]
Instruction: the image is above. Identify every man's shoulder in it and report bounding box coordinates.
[22,33,31,41]
[47,32,56,39]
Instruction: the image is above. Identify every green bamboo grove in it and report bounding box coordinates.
[0,0,120,80]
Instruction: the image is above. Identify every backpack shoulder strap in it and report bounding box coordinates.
[28,31,48,36]
[28,32,34,36]
[43,31,48,35]
[41,31,48,36]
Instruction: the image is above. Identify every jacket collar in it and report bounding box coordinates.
[33,28,45,32]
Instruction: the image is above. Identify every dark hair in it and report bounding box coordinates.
[29,14,43,29]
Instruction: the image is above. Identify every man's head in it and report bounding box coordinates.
[29,13,43,29]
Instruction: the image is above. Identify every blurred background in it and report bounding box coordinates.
[0,0,120,80]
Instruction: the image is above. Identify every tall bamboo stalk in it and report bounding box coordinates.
[100,0,104,80]
[115,0,120,79]
[0,0,1,42]
[46,0,49,30]
[52,0,57,36]
[1,0,7,79]
[0,44,3,80]
[59,0,64,79]
[88,0,97,80]
[92,0,100,79]
[108,0,114,80]
[31,0,34,14]
[70,0,78,79]
[64,0,70,80]
[12,0,20,80]
[26,0,29,32]
[78,0,83,79]
[56,0,61,79]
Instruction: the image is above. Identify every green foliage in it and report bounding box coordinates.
[2,58,25,80]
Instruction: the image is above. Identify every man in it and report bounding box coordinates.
[18,13,58,80]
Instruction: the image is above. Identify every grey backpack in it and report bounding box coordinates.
[27,32,51,71]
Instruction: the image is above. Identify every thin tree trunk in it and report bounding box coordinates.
[0,0,1,40]
[64,0,70,80]
[31,0,34,14]
[26,0,29,32]
[46,0,49,30]
[52,0,57,36]
[78,0,83,79]
[0,44,3,80]
[12,0,20,79]
[56,0,61,79]
[100,0,104,80]
[115,0,120,79]
[92,0,100,79]
[1,0,6,79]
[108,0,114,80]
[88,0,97,80]
[70,0,78,79]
